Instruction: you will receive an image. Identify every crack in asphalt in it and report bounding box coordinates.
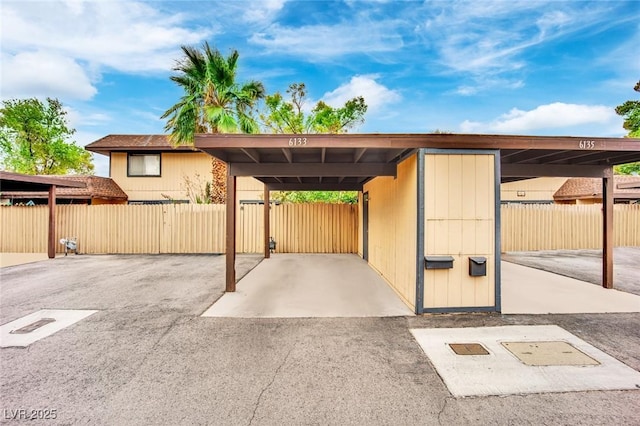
[248,344,296,426]
[437,396,453,425]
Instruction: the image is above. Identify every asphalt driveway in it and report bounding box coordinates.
[1,255,639,425]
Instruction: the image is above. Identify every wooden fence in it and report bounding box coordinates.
[1,203,637,255]
[0,203,358,254]
[500,203,640,251]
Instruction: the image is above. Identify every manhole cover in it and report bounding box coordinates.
[501,341,600,366]
[10,318,56,334]
[449,343,490,355]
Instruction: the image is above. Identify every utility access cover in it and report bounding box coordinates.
[1,310,98,348]
[449,343,489,355]
[502,341,600,366]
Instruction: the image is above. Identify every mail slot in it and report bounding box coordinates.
[425,256,454,269]
[469,257,487,276]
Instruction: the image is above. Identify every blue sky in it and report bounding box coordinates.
[1,0,639,176]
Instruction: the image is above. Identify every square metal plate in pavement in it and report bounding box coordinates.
[502,341,600,366]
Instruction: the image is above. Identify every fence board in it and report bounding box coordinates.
[3,203,636,255]
[500,204,640,251]
[1,203,358,254]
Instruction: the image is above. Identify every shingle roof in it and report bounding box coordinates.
[1,176,128,201]
[553,176,640,201]
[85,134,199,155]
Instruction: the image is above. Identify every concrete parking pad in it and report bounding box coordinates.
[0,252,48,268]
[411,325,640,397]
[1,309,97,348]
[502,247,640,296]
[501,261,640,314]
[202,254,414,317]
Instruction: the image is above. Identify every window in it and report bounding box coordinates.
[128,154,161,177]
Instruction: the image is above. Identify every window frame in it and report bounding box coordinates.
[127,153,162,177]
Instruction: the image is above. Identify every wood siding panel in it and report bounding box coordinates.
[362,154,417,309]
[110,152,263,202]
[501,177,568,202]
[424,154,496,309]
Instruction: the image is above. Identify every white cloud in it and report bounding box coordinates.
[243,0,287,23]
[1,51,97,100]
[455,79,524,96]
[414,0,622,93]
[0,0,211,100]
[249,21,403,59]
[460,102,621,135]
[64,106,111,128]
[322,75,401,112]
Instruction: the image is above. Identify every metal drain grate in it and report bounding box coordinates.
[449,343,490,355]
[10,318,56,334]
[501,341,600,366]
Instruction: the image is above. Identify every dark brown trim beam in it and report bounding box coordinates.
[354,148,367,163]
[241,148,261,163]
[264,186,270,259]
[501,164,609,178]
[199,149,229,162]
[48,185,56,259]
[229,163,396,177]
[195,133,640,152]
[617,181,640,189]
[321,148,326,163]
[281,148,293,163]
[225,171,236,292]
[603,170,614,289]
[266,182,363,191]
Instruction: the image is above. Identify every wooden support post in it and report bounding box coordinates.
[602,171,614,289]
[226,169,237,292]
[264,186,270,259]
[48,185,56,259]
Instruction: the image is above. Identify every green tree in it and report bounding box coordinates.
[161,42,265,202]
[615,80,640,138]
[261,83,367,203]
[271,190,358,204]
[260,83,367,134]
[0,98,93,175]
[614,81,640,175]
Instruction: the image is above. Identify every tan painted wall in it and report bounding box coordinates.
[110,152,263,202]
[362,154,417,310]
[501,177,567,202]
[424,153,496,309]
[357,192,363,257]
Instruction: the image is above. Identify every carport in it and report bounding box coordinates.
[0,171,86,259]
[195,134,640,314]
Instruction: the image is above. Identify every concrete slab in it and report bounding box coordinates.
[202,254,414,318]
[1,309,98,348]
[0,252,48,268]
[502,247,640,296]
[410,325,640,397]
[501,261,640,314]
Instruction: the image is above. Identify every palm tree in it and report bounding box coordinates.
[161,42,265,203]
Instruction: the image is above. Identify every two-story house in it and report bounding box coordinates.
[85,135,264,204]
